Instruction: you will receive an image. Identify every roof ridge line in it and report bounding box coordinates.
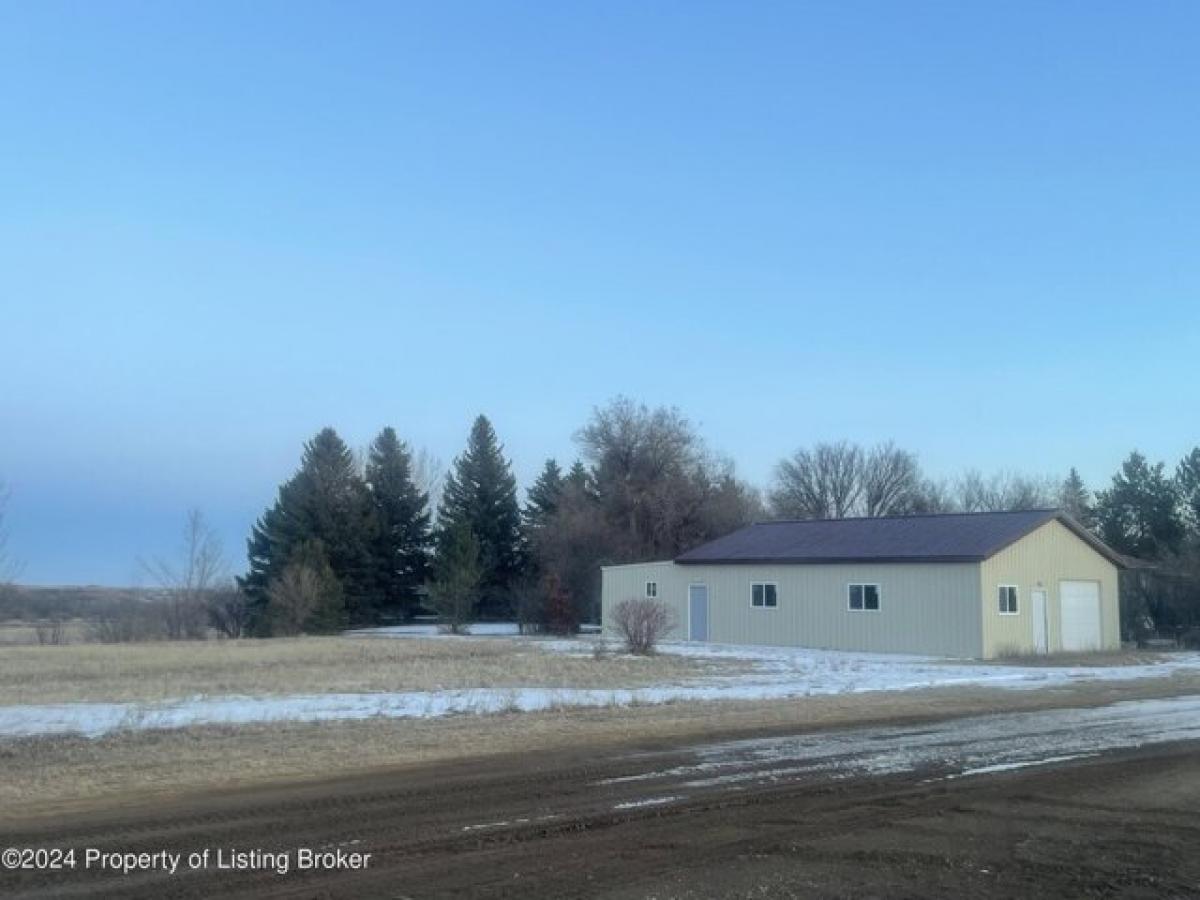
[753,508,1059,526]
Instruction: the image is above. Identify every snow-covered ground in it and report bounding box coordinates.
[648,639,1200,696]
[598,694,1200,800]
[345,622,523,638]
[2,635,1198,740]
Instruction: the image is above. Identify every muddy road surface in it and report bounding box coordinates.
[3,696,1199,898]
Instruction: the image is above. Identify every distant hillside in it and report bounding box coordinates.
[0,585,169,621]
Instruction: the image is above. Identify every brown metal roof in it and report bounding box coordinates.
[674,509,1126,567]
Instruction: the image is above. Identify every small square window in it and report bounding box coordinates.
[848,583,880,612]
[751,583,777,608]
[645,581,658,599]
[998,585,1018,615]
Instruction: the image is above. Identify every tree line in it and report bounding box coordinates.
[234,400,758,635]
[2,399,1197,640]
[229,398,1200,639]
[766,440,1200,637]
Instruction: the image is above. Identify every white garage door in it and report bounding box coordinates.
[1060,581,1102,652]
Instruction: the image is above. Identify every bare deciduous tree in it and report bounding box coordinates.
[955,470,1057,512]
[0,480,23,595]
[575,397,759,563]
[142,509,228,640]
[914,478,956,513]
[770,442,1058,520]
[89,593,169,643]
[612,597,674,655]
[524,399,759,623]
[862,442,924,517]
[413,447,446,522]
[770,441,864,519]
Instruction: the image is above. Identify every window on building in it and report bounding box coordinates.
[848,583,880,612]
[751,582,778,608]
[998,585,1019,615]
[645,581,658,599]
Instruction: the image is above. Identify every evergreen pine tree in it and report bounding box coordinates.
[1094,451,1184,560]
[365,427,431,620]
[1176,447,1200,534]
[522,459,564,533]
[565,460,593,494]
[241,427,377,631]
[428,522,481,634]
[437,415,522,618]
[1058,467,1095,529]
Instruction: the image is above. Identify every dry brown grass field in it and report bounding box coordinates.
[987,648,1172,667]
[0,635,737,705]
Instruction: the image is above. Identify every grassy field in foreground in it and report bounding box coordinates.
[4,672,1199,821]
[0,636,734,705]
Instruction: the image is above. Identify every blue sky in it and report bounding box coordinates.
[1,2,1197,585]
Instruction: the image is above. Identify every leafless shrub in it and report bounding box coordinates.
[1179,626,1200,650]
[267,566,327,637]
[510,573,545,635]
[142,509,228,640]
[612,598,674,655]
[34,619,66,645]
[265,544,346,636]
[89,597,169,643]
[208,583,249,639]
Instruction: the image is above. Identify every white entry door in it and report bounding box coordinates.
[688,584,709,642]
[1060,581,1102,652]
[1031,589,1048,654]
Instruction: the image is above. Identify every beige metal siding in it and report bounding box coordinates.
[601,562,687,640]
[603,560,983,657]
[979,519,1120,657]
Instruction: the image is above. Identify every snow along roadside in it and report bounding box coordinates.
[3,647,1200,740]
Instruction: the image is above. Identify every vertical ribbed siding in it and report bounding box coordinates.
[600,562,686,640]
[603,560,982,657]
[978,519,1120,657]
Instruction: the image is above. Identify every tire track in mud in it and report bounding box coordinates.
[4,703,1200,898]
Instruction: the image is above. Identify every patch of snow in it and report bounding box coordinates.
[952,752,1098,778]
[612,795,681,810]
[345,622,521,638]
[465,623,522,636]
[4,634,1200,740]
[606,640,1200,700]
[461,813,559,832]
[600,695,1200,790]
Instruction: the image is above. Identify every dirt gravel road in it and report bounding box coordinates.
[3,697,1198,899]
